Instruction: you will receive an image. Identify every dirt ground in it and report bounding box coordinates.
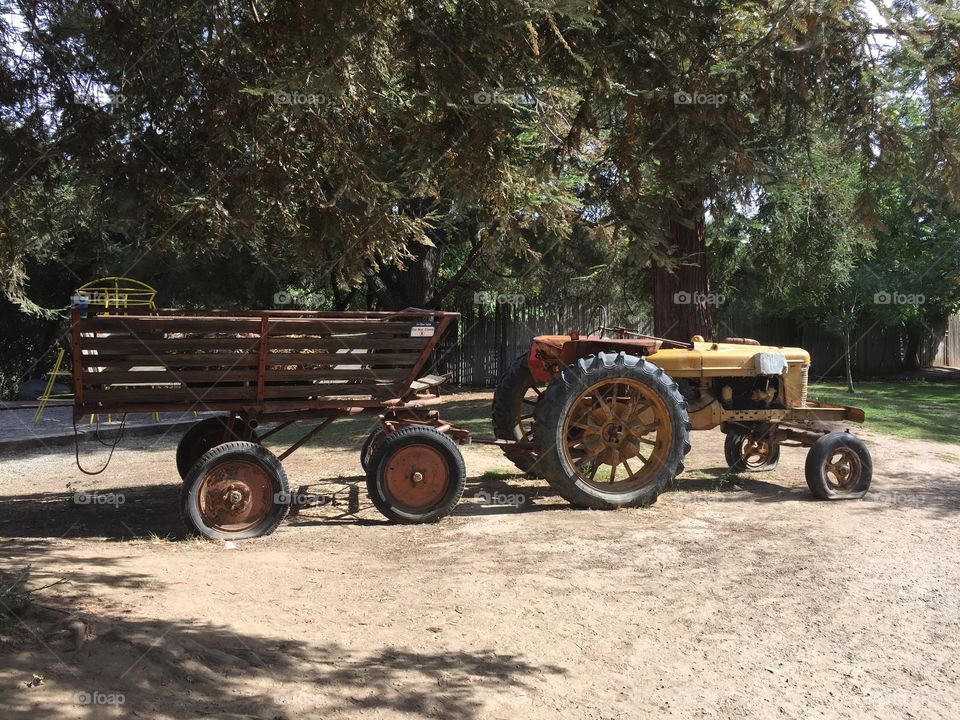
[1,391,958,719]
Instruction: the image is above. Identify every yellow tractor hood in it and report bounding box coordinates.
[646,340,811,378]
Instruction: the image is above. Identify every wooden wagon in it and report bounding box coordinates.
[69,305,469,539]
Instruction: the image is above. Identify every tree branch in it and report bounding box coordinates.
[427,229,488,309]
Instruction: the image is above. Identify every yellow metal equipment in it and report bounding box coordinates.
[35,277,158,423]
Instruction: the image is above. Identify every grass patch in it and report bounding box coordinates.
[809,380,960,444]
[480,469,515,479]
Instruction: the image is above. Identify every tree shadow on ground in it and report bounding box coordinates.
[675,465,960,517]
[1,609,566,719]
[673,469,811,503]
[0,471,571,540]
[0,484,187,540]
[847,468,960,519]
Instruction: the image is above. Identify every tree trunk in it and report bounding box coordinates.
[844,329,855,394]
[651,197,715,341]
[903,326,922,371]
[363,198,445,311]
[363,244,442,311]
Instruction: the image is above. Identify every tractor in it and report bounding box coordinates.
[492,328,872,509]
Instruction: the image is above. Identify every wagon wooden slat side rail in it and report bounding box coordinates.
[69,306,470,540]
[70,307,457,418]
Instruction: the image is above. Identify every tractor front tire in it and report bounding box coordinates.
[724,431,781,472]
[805,431,872,500]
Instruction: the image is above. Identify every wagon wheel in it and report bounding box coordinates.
[805,432,872,500]
[491,354,545,475]
[176,416,258,480]
[724,430,780,472]
[180,441,289,540]
[359,427,387,472]
[366,426,466,523]
[534,352,691,509]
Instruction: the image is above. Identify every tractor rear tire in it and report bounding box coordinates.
[534,352,691,509]
[491,353,544,476]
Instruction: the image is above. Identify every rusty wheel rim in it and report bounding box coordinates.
[824,448,862,491]
[561,378,672,492]
[382,444,450,513]
[197,460,274,533]
[739,436,774,469]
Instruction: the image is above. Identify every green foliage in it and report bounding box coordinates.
[0,0,958,369]
[750,133,872,334]
[861,92,960,332]
[707,2,960,347]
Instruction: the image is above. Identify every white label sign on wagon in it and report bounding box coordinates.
[410,323,436,338]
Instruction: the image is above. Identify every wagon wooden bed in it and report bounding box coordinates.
[70,305,468,539]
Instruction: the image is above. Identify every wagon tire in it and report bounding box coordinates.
[805,432,872,500]
[360,427,387,473]
[176,416,258,480]
[534,352,691,509]
[724,431,780,472]
[491,353,545,476]
[366,426,466,523]
[180,441,289,540]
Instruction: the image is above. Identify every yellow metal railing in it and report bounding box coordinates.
[35,277,159,424]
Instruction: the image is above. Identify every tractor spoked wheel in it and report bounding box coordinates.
[724,431,780,472]
[491,354,545,476]
[534,352,691,509]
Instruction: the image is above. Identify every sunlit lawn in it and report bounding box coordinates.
[809,380,960,445]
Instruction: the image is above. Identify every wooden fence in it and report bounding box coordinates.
[437,299,960,387]
[437,301,621,386]
[932,313,960,368]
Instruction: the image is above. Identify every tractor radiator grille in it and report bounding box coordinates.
[800,365,809,406]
